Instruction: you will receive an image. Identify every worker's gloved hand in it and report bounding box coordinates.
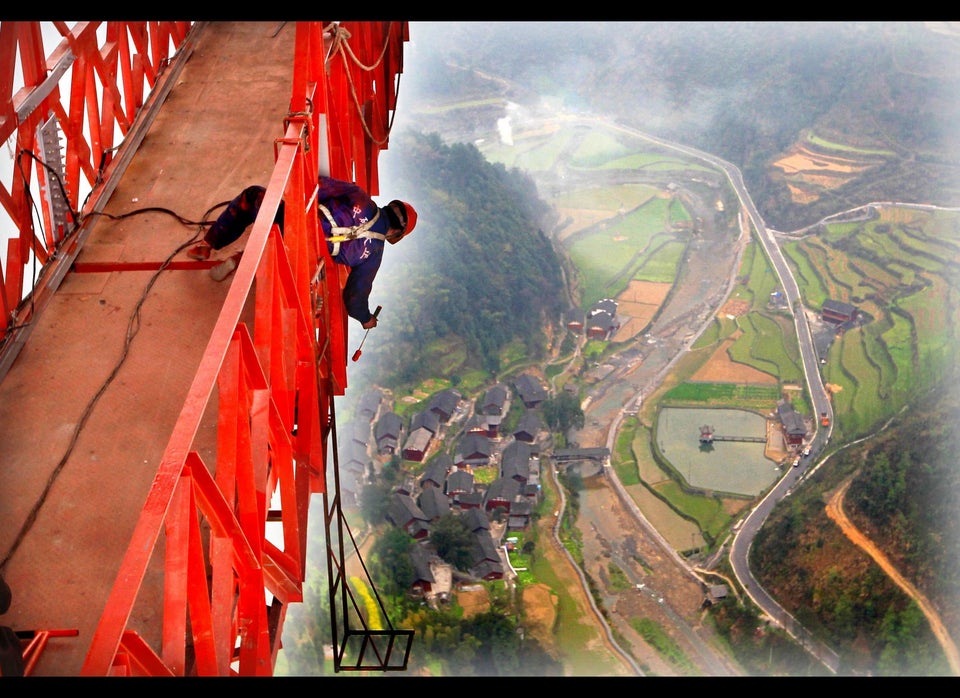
[361,315,378,330]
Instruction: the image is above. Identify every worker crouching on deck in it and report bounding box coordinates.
[188,176,417,329]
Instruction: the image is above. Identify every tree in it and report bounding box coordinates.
[429,513,474,571]
[364,130,567,389]
[277,574,332,675]
[462,611,521,675]
[541,391,584,435]
[370,526,416,597]
[360,480,393,525]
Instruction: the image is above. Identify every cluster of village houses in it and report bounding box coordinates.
[337,372,554,595]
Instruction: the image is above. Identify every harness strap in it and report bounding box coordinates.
[318,204,384,255]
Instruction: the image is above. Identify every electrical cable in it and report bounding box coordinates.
[0,155,228,573]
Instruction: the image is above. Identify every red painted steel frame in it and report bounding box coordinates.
[24,20,408,676]
[0,22,192,350]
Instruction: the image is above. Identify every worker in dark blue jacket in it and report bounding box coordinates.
[188,176,417,329]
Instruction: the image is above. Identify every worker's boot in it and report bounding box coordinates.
[210,252,243,282]
[187,242,212,261]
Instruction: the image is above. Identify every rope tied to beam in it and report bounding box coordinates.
[323,22,399,148]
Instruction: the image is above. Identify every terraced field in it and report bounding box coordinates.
[770,132,896,205]
[782,206,960,440]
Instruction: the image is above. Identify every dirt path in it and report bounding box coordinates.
[826,478,960,675]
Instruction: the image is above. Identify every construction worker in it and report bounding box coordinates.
[188,176,417,329]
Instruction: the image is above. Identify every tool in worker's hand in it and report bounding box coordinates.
[351,305,381,362]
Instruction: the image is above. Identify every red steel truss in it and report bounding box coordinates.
[0,22,193,361]
[0,20,412,676]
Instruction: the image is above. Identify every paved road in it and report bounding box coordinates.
[556,118,748,675]
[557,114,837,675]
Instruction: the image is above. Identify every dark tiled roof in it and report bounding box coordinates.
[456,432,492,462]
[462,506,490,531]
[340,440,369,471]
[481,384,508,414]
[470,529,501,566]
[410,409,440,434]
[402,428,433,459]
[375,411,403,440]
[386,493,428,528]
[501,440,532,481]
[514,410,542,440]
[446,468,475,495]
[418,486,450,520]
[357,389,382,422]
[341,420,371,446]
[513,374,548,404]
[457,491,484,509]
[552,447,609,461]
[429,389,462,421]
[591,298,618,315]
[822,298,857,317]
[485,476,521,505]
[420,459,449,487]
[410,545,435,584]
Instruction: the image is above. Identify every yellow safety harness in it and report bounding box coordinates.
[318,204,384,255]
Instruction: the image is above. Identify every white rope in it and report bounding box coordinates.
[325,22,398,147]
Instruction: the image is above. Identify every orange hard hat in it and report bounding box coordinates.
[387,200,417,241]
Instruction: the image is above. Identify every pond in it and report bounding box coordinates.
[656,406,780,497]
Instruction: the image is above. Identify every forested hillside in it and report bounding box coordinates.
[362,131,567,390]
[751,374,960,675]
